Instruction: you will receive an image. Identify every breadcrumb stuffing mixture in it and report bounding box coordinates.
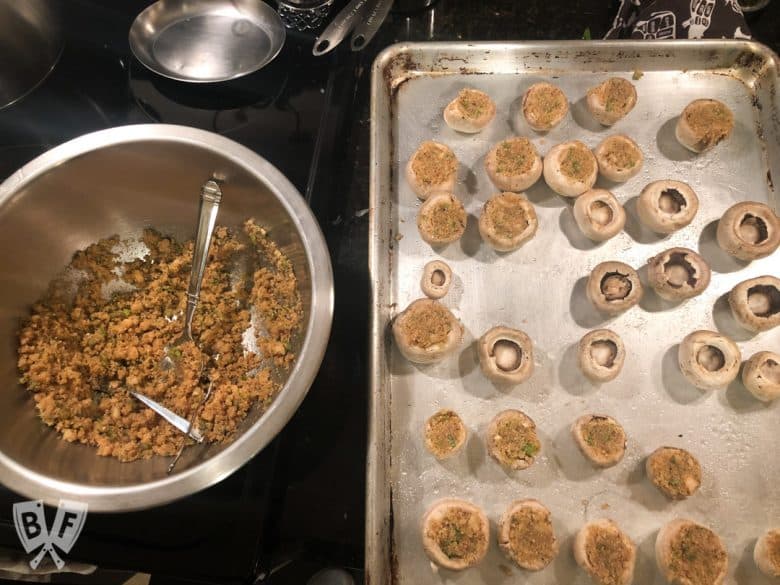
[17,219,302,462]
[456,89,491,118]
[684,101,733,150]
[584,526,632,585]
[766,531,780,570]
[492,417,540,464]
[411,143,457,186]
[419,197,466,241]
[425,410,463,456]
[649,448,701,498]
[484,194,531,239]
[668,525,726,585]
[594,78,634,114]
[525,85,567,126]
[583,417,625,459]
[561,145,595,180]
[428,508,485,561]
[602,138,638,170]
[495,138,535,175]
[507,507,556,567]
[398,302,453,349]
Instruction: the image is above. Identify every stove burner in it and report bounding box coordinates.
[128,57,288,134]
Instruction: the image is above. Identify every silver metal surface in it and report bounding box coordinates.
[277,0,335,32]
[350,0,393,51]
[129,391,204,443]
[0,124,333,511]
[368,41,780,584]
[129,0,286,83]
[0,0,62,109]
[312,0,371,56]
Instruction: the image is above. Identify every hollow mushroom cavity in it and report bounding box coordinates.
[578,329,625,382]
[717,201,780,260]
[677,330,741,390]
[729,275,780,332]
[420,260,452,299]
[637,180,699,234]
[648,247,711,301]
[478,326,534,384]
[587,261,643,315]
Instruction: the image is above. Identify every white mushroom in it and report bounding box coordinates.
[405,141,458,200]
[417,193,467,247]
[478,192,539,252]
[478,326,534,384]
[420,260,452,299]
[577,329,626,383]
[443,88,496,133]
[392,299,463,364]
[636,180,699,234]
[574,519,636,585]
[742,351,780,402]
[424,409,467,459]
[498,499,559,571]
[716,201,780,261]
[755,528,780,578]
[572,189,626,242]
[675,98,734,153]
[586,261,643,315]
[593,134,643,182]
[677,330,741,390]
[656,519,727,585]
[586,77,638,126]
[421,498,490,570]
[543,141,598,197]
[484,136,543,192]
[571,414,627,468]
[728,275,780,332]
[486,409,540,470]
[647,247,711,301]
[522,82,569,131]
[646,446,702,499]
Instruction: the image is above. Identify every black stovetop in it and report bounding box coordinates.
[1,1,778,584]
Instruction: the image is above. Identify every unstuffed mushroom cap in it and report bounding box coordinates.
[522,82,569,131]
[543,141,598,197]
[573,519,636,585]
[675,98,734,153]
[677,330,741,390]
[636,180,699,234]
[443,88,496,133]
[655,519,727,585]
[484,136,543,192]
[573,189,626,242]
[417,193,467,247]
[478,326,534,384]
[405,141,458,200]
[728,275,780,332]
[647,247,711,301]
[586,77,638,126]
[420,260,453,299]
[478,192,539,252]
[593,134,643,182]
[742,351,780,402]
[392,299,463,364]
[716,201,780,261]
[586,261,643,315]
[578,329,626,382]
[421,498,490,570]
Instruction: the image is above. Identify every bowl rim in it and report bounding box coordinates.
[0,124,334,511]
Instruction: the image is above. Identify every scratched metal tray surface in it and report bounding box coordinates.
[367,41,780,585]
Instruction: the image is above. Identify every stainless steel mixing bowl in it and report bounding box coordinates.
[0,125,333,511]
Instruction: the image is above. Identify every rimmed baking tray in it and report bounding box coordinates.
[368,41,780,584]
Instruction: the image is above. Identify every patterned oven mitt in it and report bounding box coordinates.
[606,0,752,39]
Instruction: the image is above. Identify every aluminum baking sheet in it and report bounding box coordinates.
[368,41,780,585]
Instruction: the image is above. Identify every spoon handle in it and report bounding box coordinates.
[183,180,222,335]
